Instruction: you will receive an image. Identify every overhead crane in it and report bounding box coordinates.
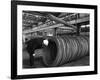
[23,13,89,35]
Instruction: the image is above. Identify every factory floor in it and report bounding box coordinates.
[23,49,89,68]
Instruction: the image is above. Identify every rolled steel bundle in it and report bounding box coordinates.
[33,35,89,67]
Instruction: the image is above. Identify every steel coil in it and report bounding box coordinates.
[29,35,89,67]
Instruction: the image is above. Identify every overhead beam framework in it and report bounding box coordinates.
[23,16,89,34]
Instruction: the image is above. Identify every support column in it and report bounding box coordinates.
[77,24,81,36]
[54,28,57,36]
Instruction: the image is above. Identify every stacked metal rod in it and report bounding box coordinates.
[33,35,89,67]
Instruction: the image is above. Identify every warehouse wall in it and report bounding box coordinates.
[0,0,100,80]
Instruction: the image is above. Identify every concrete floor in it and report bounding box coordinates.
[23,49,89,68]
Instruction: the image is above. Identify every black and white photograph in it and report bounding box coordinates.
[11,1,97,79]
[22,11,90,68]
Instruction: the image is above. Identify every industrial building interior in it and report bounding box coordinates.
[22,11,90,68]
